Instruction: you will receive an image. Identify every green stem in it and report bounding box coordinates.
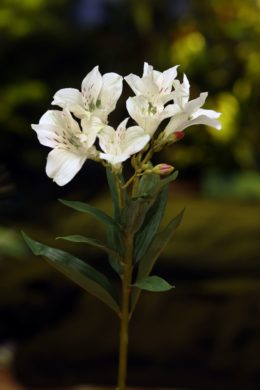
[115,174,124,210]
[117,231,133,390]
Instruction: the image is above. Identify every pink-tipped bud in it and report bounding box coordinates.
[153,163,174,176]
[172,131,185,142]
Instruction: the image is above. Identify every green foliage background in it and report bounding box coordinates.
[0,0,260,389]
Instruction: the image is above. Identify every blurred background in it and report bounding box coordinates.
[0,0,260,389]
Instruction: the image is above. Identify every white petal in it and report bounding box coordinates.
[51,88,86,118]
[126,96,143,125]
[64,109,82,134]
[32,110,70,148]
[81,66,102,107]
[172,75,190,107]
[98,125,116,154]
[126,96,162,135]
[31,124,59,148]
[143,62,153,76]
[185,115,222,130]
[160,103,181,120]
[38,110,64,126]
[183,74,190,91]
[122,126,150,155]
[125,73,158,99]
[186,92,208,115]
[116,117,129,138]
[46,148,87,186]
[124,74,143,95]
[192,108,221,119]
[171,114,221,134]
[163,112,189,137]
[99,72,123,115]
[160,65,178,93]
[100,152,128,165]
[81,115,104,148]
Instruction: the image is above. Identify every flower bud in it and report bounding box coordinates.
[172,131,185,142]
[152,164,174,176]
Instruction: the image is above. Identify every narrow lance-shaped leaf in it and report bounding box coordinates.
[136,173,160,198]
[138,208,185,279]
[56,235,120,258]
[59,199,120,230]
[22,232,120,315]
[122,196,155,234]
[134,185,168,262]
[131,208,185,313]
[106,168,124,274]
[106,167,121,220]
[149,171,178,197]
[132,275,174,292]
[134,171,178,199]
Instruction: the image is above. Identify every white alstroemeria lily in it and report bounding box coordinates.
[125,62,179,105]
[163,75,221,140]
[98,118,150,166]
[31,110,103,186]
[126,95,179,136]
[52,66,123,123]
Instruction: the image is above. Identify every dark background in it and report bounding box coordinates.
[0,0,260,389]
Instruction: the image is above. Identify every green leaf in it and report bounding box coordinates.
[106,168,121,220]
[133,275,174,292]
[59,199,120,230]
[134,186,168,262]
[134,171,178,199]
[149,171,178,196]
[56,235,120,258]
[22,232,120,314]
[131,208,184,313]
[122,196,154,234]
[137,173,160,198]
[106,168,124,274]
[138,208,185,279]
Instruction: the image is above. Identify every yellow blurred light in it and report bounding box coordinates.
[4,0,44,11]
[233,79,252,100]
[208,93,239,142]
[247,52,260,78]
[171,32,206,68]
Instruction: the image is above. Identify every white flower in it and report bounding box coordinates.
[126,95,179,136]
[125,62,178,105]
[31,110,103,186]
[163,75,221,140]
[52,66,123,123]
[98,118,150,166]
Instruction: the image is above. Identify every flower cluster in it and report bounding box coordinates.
[32,63,221,186]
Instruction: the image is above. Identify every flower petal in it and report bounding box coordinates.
[186,115,222,130]
[98,125,116,154]
[125,73,158,99]
[143,62,153,76]
[116,117,129,138]
[122,126,150,155]
[81,115,104,148]
[99,72,123,115]
[99,152,128,165]
[173,74,190,107]
[165,113,221,137]
[126,96,162,135]
[163,112,189,138]
[160,65,179,93]
[51,88,85,118]
[192,108,221,119]
[81,66,103,107]
[31,110,73,148]
[186,92,208,115]
[46,148,87,186]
